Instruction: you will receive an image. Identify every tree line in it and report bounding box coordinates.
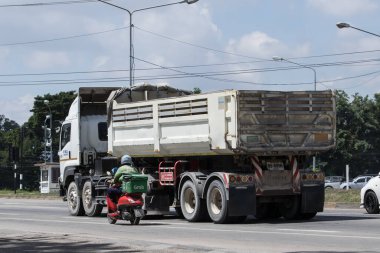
[0,89,379,190]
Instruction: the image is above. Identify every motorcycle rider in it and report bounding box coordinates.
[107,154,138,203]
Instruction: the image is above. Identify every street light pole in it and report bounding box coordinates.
[272,56,317,91]
[336,22,380,38]
[97,0,199,95]
[44,100,53,163]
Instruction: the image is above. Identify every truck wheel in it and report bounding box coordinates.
[298,212,317,220]
[180,180,207,222]
[281,196,299,220]
[67,181,85,216]
[364,191,380,214]
[82,181,103,217]
[206,180,228,224]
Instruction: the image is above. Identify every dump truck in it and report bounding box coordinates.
[58,84,336,223]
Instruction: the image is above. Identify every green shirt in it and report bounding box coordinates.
[114,165,139,184]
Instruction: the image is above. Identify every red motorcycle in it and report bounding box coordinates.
[106,174,147,225]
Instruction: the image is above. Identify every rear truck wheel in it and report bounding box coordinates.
[67,181,85,216]
[180,180,208,222]
[82,181,103,217]
[364,191,380,214]
[281,196,299,220]
[206,180,228,224]
[298,212,317,220]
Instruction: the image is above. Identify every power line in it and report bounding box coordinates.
[0,57,379,78]
[133,57,380,86]
[134,26,268,61]
[0,0,110,8]
[0,26,129,47]
[135,25,380,62]
[0,65,379,87]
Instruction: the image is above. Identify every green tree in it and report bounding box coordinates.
[24,91,76,162]
[322,90,380,176]
[0,115,19,164]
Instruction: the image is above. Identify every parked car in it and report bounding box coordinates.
[325,176,344,189]
[360,173,380,214]
[340,175,373,189]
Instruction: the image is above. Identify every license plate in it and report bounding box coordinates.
[267,162,284,171]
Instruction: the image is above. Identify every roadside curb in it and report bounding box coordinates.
[0,194,60,200]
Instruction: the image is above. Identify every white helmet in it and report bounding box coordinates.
[121,154,133,166]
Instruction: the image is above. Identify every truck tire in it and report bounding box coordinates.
[67,181,85,216]
[180,180,207,222]
[206,180,228,224]
[364,191,380,214]
[281,196,299,220]
[298,212,317,220]
[82,181,103,217]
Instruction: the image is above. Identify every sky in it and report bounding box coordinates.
[0,0,379,124]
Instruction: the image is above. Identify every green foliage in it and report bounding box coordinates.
[24,91,76,162]
[0,91,76,166]
[322,90,380,177]
[193,87,202,94]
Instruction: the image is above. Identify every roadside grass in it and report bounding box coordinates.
[0,189,59,198]
[324,188,361,203]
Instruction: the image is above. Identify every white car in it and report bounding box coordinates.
[340,175,373,189]
[360,173,380,214]
[325,176,344,189]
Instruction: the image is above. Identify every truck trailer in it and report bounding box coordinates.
[58,84,336,223]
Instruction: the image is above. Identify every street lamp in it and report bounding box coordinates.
[97,0,199,94]
[272,56,317,91]
[336,22,380,38]
[44,100,53,163]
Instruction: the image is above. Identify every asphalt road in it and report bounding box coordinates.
[0,198,379,253]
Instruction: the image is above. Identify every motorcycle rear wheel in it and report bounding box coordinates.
[130,216,141,225]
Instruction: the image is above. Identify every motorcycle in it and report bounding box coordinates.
[106,174,147,225]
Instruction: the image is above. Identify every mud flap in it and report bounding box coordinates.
[228,185,256,216]
[301,185,324,213]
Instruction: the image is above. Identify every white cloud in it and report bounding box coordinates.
[308,0,378,16]
[24,51,70,70]
[0,47,10,66]
[0,94,34,124]
[226,31,310,59]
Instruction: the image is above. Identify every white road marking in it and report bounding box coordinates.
[0,212,20,216]
[277,228,338,233]
[1,216,380,241]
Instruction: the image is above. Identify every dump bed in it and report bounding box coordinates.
[108,90,336,157]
